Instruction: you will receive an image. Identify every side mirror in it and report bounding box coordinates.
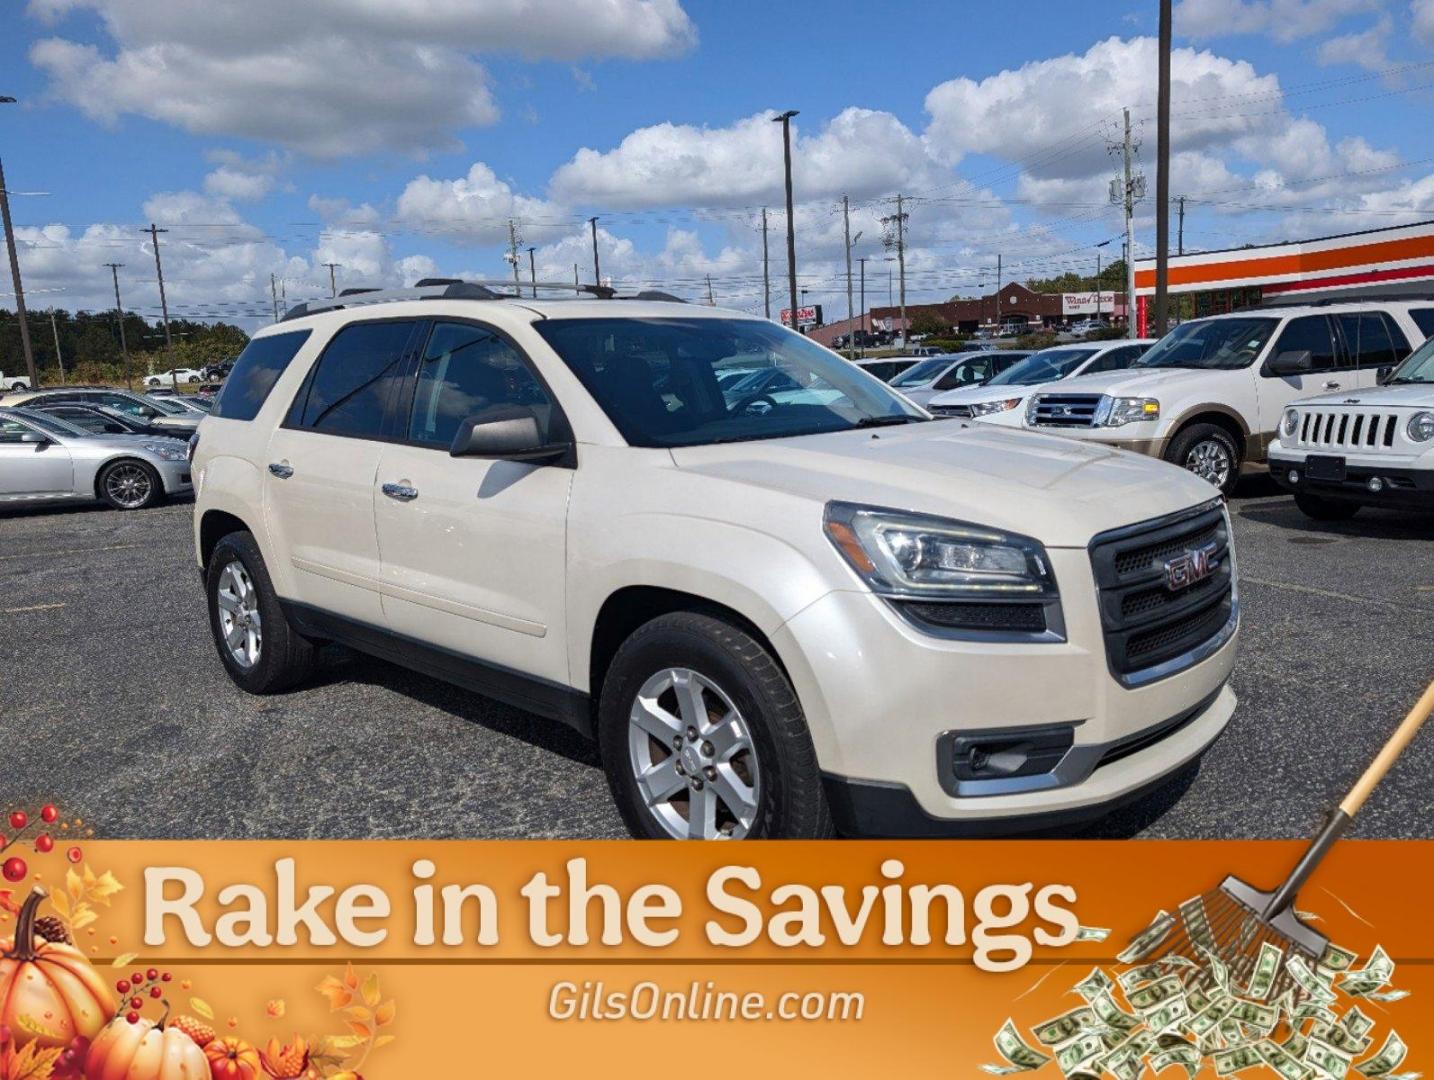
[1264,349,1313,377]
[19,432,47,445]
[1377,366,1395,386]
[449,405,570,464]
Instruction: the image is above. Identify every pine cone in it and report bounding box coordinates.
[33,915,70,944]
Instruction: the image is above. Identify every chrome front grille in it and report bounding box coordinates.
[1029,393,1104,428]
[1292,409,1401,451]
[929,403,973,418]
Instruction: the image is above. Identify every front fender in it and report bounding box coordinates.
[192,453,271,573]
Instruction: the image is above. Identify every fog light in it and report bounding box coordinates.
[1287,469,1299,484]
[1367,477,1385,493]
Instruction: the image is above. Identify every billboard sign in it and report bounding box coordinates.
[780,305,822,328]
[1062,291,1124,316]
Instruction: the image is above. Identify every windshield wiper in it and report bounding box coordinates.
[852,415,923,428]
[1386,377,1428,385]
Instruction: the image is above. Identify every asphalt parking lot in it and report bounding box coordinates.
[2,485,1432,840]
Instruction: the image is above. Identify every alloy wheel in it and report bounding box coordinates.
[1185,438,1232,489]
[104,463,153,509]
[627,667,761,839]
[215,560,263,668]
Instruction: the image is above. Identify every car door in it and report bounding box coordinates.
[0,417,74,497]
[1257,314,1344,436]
[263,318,423,626]
[372,319,574,684]
[1335,312,1407,390]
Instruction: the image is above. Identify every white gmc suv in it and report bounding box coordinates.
[1021,301,1434,494]
[191,281,1239,839]
[1269,330,1434,519]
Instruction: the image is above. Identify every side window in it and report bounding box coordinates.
[1271,316,1338,372]
[935,360,985,390]
[1411,309,1434,338]
[406,322,555,448]
[1337,313,1399,370]
[1083,346,1141,375]
[212,329,312,421]
[1381,314,1411,362]
[97,393,159,419]
[296,321,417,439]
[0,419,33,443]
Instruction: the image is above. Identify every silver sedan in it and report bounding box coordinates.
[0,406,193,511]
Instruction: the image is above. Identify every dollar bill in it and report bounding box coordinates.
[1246,941,1284,1001]
[1075,925,1112,942]
[1200,945,1232,993]
[1362,989,1409,1004]
[986,1019,1053,1074]
[1320,943,1359,973]
[1214,1044,1264,1076]
[1151,1044,1201,1078]
[1288,955,1339,1005]
[1295,1001,1340,1027]
[1119,963,1170,992]
[1074,968,1114,1002]
[1340,947,1394,997]
[1187,997,1236,1039]
[1179,895,1217,952]
[1308,1037,1355,1079]
[1228,999,1278,1034]
[1283,1031,1309,1059]
[1146,996,1191,1034]
[1313,1021,1373,1056]
[1056,1033,1107,1076]
[1343,1007,1376,1040]
[1128,975,1185,1014]
[1091,991,1141,1034]
[1118,911,1176,964]
[1187,986,1212,1015]
[1355,1032,1407,1078]
[1259,1038,1313,1080]
[1033,1007,1099,1047]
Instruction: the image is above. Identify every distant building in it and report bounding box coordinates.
[869,282,1127,336]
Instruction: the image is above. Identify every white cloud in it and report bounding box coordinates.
[1316,14,1394,70]
[1174,0,1379,41]
[26,0,695,156]
[1413,0,1434,44]
[395,161,567,244]
[202,150,286,202]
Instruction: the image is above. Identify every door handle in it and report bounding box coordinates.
[382,482,419,502]
[268,462,294,479]
[1323,381,1341,390]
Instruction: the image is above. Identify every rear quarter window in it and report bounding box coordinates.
[211,330,313,421]
[1411,308,1434,339]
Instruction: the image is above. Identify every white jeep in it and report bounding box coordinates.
[1020,301,1434,494]
[1269,331,1434,519]
[0,371,31,392]
[191,281,1239,839]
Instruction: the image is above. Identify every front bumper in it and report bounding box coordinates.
[1022,423,1168,458]
[771,543,1238,833]
[1269,445,1434,509]
[154,458,194,495]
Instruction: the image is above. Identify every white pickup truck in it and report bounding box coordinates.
[0,371,31,392]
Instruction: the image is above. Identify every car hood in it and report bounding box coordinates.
[668,421,1219,548]
[927,382,1043,406]
[1293,383,1434,408]
[1042,366,1241,398]
[71,433,188,451]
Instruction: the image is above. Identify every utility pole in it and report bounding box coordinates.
[995,253,1003,332]
[842,195,854,359]
[145,223,174,385]
[705,274,714,306]
[1096,251,1102,324]
[48,309,64,383]
[1177,195,1186,256]
[772,110,799,332]
[527,246,537,298]
[882,195,908,347]
[1153,0,1172,337]
[507,220,522,291]
[323,262,340,298]
[270,274,280,322]
[574,263,579,287]
[761,207,770,320]
[105,262,132,390]
[1110,110,1143,339]
[588,217,601,286]
[857,256,867,359]
[0,157,37,388]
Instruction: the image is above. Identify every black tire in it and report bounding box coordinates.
[598,611,834,840]
[205,531,317,694]
[188,375,200,384]
[1165,423,1242,496]
[1294,492,1360,521]
[96,459,163,511]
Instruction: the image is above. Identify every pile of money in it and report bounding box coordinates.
[982,908,1415,1080]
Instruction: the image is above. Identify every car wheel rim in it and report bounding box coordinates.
[216,560,263,668]
[104,464,152,508]
[627,667,761,840]
[1185,439,1231,488]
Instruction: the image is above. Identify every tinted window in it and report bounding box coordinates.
[1412,309,1434,337]
[296,321,416,438]
[50,408,125,434]
[934,358,992,390]
[0,418,33,443]
[986,349,1096,386]
[407,323,555,448]
[1083,345,1145,375]
[212,330,311,422]
[1137,317,1279,371]
[92,392,162,419]
[1272,316,1339,372]
[1337,313,1399,370]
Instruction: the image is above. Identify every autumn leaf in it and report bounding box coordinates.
[360,973,381,1008]
[316,975,353,1011]
[344,1021,371,1040]
[71,908,98,931]
[265,999,286,1019]
[373,1034,396,1049]
[342,963,359,990]
[373,1000,395,1027]
[190,997,215,1021]
[47,891,70,920]
[111,952,138,968]
[65,868,83,904]
[0,890,19,917]
[87,869,124,905]
[321,1035,365,1053]
[342,1006,371,1025]
[2,1041,65,1080]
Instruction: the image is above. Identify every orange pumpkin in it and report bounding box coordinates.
[0,887,114,1052]
[204,1036,261,1080]
[85,1014,209,1080]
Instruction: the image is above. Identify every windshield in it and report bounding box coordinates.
[986,349,1095,386]
[1136,317,1278,371]
[11,408,92,437]
[891,357,959,386]
[534,317,926,448]
[1388,335,1434,384]
[141,395,189,415]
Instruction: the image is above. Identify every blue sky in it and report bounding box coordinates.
[3,0,1434,329]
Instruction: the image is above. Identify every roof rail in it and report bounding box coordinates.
[278,278,688,322]
[1259,291,1434,309]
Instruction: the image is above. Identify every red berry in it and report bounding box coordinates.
[161,972,172,982]
[126,1012,139,1024]
[61,1048,76,1066]
[129,997,143,1010]
[116,980,130,994]
[1,857,26,883]
[146,968,159,981]
[150,986,162,999]
[7,811,26,831]
[66,846,82,864]
[40,805,58,823]
[131,972,143,985]
[35,834,54,853]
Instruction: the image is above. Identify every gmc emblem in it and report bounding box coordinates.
[1164,541,1220,592]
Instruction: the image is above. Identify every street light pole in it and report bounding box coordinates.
[105,262,132,390]
[1153,0,1172,336]
[0,93,36,387]
[145,223,175,387]
[772,110,799,333]
[527,246,537,298]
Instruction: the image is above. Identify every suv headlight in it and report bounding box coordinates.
[968,397,1023,417]
[142,442,187,462]
[823,502,1057,599]
[1282,408,1300,438]
[1409,411,1434,443]
[1100,397,1160,427]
